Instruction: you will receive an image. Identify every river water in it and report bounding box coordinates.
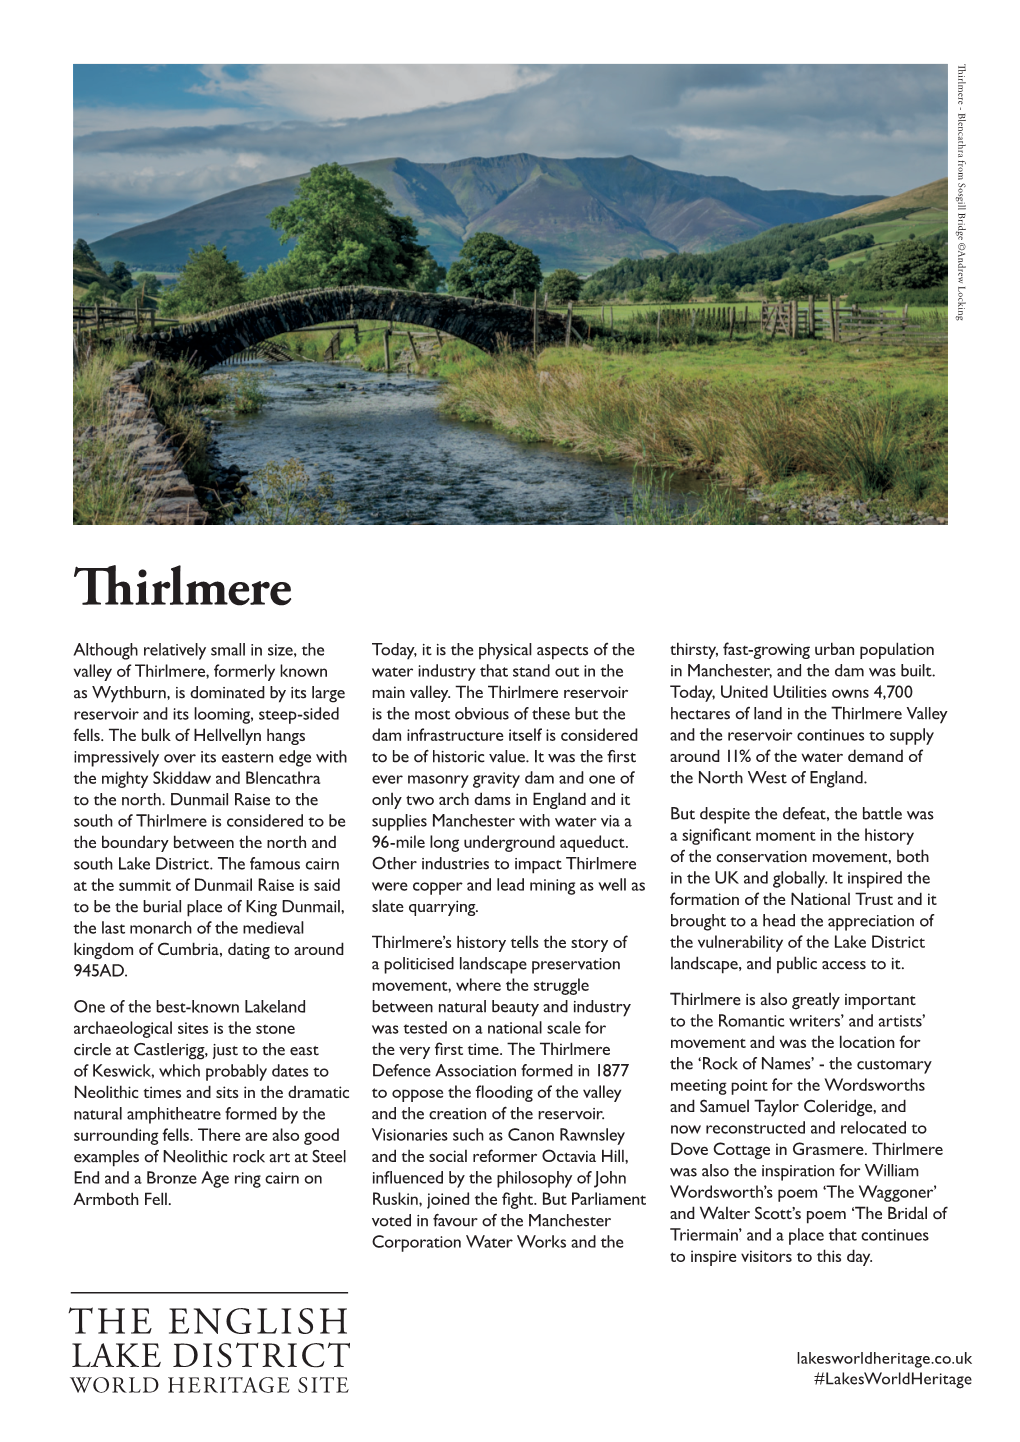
[208,359,704,525]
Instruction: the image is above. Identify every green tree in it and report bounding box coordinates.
[545,269,583,303]
[776,273,807,299]
[714,282,737,302]
[131,272,162,297]
[667,275,694,304]
[858,238,948,292]
[159,244,246,316]
[447,233,543,302]
[79,281,110,307]
[107,260,133,294]
[267,162,426,289]
[643,274,666,302]
[411,253,447,293]
[73,238,101,269]
[777,270,836,300]
[242,260,300,302]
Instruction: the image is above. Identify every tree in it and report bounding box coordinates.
[412,253,447,293]
[667,275,694,304]
[777,270,835,299]
[267,162,426,289]
[643,275,665,302]
[446,233,543,302]
[714,282,737,302]
[132,272,162,297]
[384,213,433,289]
[545,269,582,304]
[858,238,948,292]
[159,244,246,316]
[242,260,300,302]
[121,272,162,311]
[107,260,133,294]
[78,281,109,307]
[73,238,101,269]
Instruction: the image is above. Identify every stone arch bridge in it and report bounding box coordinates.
[136,287,591,370]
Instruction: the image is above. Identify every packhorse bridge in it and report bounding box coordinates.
[135,287,590,369]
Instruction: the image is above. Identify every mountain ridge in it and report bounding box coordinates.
[90,153,884,274]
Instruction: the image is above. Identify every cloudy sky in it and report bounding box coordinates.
[74,64,948,241]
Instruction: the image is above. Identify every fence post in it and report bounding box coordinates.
[565,300,573,347]
[728,307,735,340]
[532,290,538,358]
[656,308,661,341]
[610,306,614,339]
[383,329,391,371]
[828,294,837,344]
[807,296,815,338]
[407,331,419,362]
[744,305,748,331]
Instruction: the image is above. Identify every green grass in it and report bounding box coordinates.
[440,343,947,522]
[73,340,149,524]
[825,210,947,271]
[627,476,753,526]
[73,342,227,524]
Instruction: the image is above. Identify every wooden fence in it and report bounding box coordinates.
[760,299,946,346]
[73,303,170,332]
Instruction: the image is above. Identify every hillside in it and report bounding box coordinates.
[830,178,948,220]
[89,154,883,275]
[579,180,948,298]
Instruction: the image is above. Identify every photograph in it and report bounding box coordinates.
[10,46,1012,1442]
[73,64,948,526]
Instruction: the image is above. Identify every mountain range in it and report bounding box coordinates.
[90,153,884,275]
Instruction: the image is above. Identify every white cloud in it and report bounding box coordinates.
[73,65,947,240]
[189,64,555,121]
[74,105,256,137]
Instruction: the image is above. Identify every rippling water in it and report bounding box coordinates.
[209,360,705,526]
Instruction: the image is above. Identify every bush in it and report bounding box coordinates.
[237,458,349,525]
[226,369,269,414]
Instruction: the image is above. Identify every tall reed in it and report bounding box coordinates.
[442,356,931,498]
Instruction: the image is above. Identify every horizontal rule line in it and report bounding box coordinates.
[69,1291,349,1295]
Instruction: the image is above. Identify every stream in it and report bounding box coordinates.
[207,359,707,525]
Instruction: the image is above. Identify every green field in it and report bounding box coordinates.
[825,210,947,270]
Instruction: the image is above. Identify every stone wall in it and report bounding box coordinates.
[102,361,206,524]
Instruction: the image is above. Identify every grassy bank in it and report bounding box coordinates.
[73,342,227,524]
[440,339,947,522]
[73,340,149,524]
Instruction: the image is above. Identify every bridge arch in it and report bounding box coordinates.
[138,287,583,370]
